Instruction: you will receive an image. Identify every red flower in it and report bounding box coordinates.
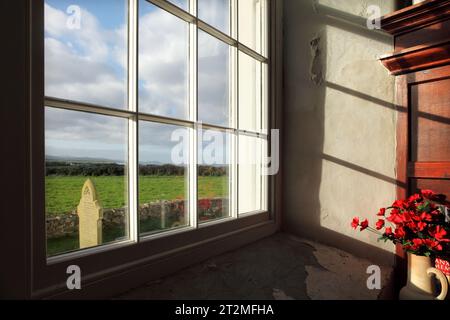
[421,189,436,199]
[351,217,360,230]
[407,238,426,251]
[198,199,212,211]
[360,219,369,231]
[384,227,393,235]
[375,219,385,230]
[429,225,449,242]
[395,227,406,239]
[377,208,386,216]
[392,200,407,209]
[408,194,421,202]
[402,211,413,223]
[423,239,443,251]
[419,212,432,221]
[387,212,404,225]
[417,221,427,232]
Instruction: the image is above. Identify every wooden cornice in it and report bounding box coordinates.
[380,39,450,75]
[381,0,450,36]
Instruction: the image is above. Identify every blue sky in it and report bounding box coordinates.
[45,0,231,164]
[46,0,127,29]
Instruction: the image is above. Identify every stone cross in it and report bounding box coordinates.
[77,179,103,249]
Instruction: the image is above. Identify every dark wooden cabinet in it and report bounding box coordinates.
[380,0,450,201]
[380,0,450,293]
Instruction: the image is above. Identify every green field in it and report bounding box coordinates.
[46,175,228,214]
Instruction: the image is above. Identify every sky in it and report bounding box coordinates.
[44,0,232,164]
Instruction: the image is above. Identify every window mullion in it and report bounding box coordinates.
[189,0,198,229]
[230,0,238,219]
[128,0,139,242]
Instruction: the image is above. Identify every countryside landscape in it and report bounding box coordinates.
[46,158,228,256]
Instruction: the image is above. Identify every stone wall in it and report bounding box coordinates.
[282,0,397,265]
[46,198,227,239]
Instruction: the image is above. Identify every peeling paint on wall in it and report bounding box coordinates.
[310,35,323,85]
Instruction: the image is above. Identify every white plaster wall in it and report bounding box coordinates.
[283,0,398,265]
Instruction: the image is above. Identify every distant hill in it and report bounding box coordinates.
[45,155,164,165]
[45,155,122,164]
[45,158,226,177]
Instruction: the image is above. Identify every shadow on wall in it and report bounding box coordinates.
[281,0,409,266]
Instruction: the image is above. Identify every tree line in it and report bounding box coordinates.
[46,162,227,177]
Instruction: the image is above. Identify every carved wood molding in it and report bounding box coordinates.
[380,39,450,75]
[381,0,450,36]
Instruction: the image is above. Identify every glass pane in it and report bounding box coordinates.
[139,1,189,119]
[238,0,262,53]
[198,30,230,127]
[238,134,262,214]
[45,107,129,257]
[168,0,188,11]
[139,121,189,235]
[198,129,231,222]
[198,0,230,34]
[44,0,128,109]
[238,51,261,132]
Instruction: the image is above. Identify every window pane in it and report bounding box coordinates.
[238,134,262,214]
[238,0,262,53]
[168,0,188,11]
[139,121,189,235]
[44,0,128,109]
[198,30,230,127]
[198,129,231,222]
[45,107,129,256]
[139,1,189,119]
[198,0,230,34]
[238,51,261,132]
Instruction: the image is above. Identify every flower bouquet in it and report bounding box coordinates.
[351,189,450,299]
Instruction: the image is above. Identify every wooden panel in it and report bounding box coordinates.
[380,1,450,296]
[410,78,450,162]
[381,0,450,36]
[396,75,409,200]
[396,19,450,51]
[411,178,450,199]
[379,40,450,75]
[408,162,450,178]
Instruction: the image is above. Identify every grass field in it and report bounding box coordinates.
[46,218,162,256]
[46,175,228,214]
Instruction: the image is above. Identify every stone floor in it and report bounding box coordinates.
[117,233,393,300]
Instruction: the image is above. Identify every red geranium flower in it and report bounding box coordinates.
[351,217,359,230]
[420,212,432,221]
[351,189,449,256]
[387,212,404,225]
[395,227,406,239]
[375,219,385,230]
[408,194,421,202]
[421,189,436,199]
[416,221,427,232]
[429,225,449,242]
[423,239,443,251]
[392,200,407,208]
[360,219,369,231]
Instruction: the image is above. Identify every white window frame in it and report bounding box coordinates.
[28,0,281,298]
[44,0,270,262]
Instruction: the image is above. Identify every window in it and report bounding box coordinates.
[44,0,269,258]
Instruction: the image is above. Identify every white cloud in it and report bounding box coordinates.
[45,1,232,162]
[44,2,127,108]
[198,0,230,33]
[138,4,189,118]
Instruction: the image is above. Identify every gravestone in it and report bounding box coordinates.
[77,179,103,249]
